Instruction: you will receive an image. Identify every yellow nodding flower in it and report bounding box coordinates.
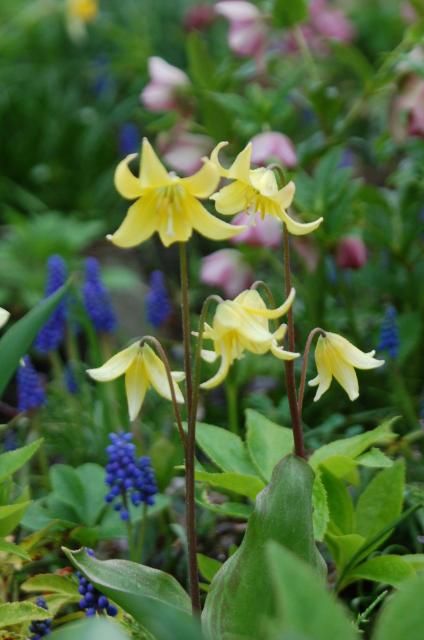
[308,332,384,402]
[210,142,323,236]
[87,342,184,421]
[68,0,98,22]
[199,288,299,390]
[0,308,10,329]
[108,138,245,248]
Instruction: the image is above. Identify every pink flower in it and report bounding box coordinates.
[391,75,424,140]
[201,249,253,298]
[309,0,355,44]
[184,4,216,31]
[230,212,282,248]
[140,57,190,113]
[335,236,367,270]
[215,1,266,58]
[157,126,214,176]
[250,131,297,168]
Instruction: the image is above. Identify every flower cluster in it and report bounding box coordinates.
[378,306,400,359]
[105,433,158,521]
[77,572,118,617]
[146,271,172,328]
[83,257,117,334]
[35,255,68,354]
[17,356,46,412]
[29,597,52,639]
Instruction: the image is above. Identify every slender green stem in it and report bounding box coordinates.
[225,377,239,435]
[178,243,201,613]
[298,327,326,418]
[134,503,149,563]
[282,228,305,459]
[122,493,135,561]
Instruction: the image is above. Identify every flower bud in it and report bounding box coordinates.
[335,236,367,270]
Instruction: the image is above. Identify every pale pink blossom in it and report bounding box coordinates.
[309,0,355,44]
[201,249,253,298]
[215,1,266,58]
[391,75,424,140]
[157,127,214,176]
[140,57,190,113]
[231,212,282,248]
[251,131,297,168]
[335,236,367,270]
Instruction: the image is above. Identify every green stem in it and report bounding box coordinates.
[122,493,135,561]
[134,503,149,564]
[225,377,239,435]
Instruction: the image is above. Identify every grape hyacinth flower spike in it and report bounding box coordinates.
[146,270,172,328]
[378,305,400,359]
[29,597,52,639]
[77,551,118,618]
[35,255,68,353]
[83,257,117,334]
[17,356,46,412]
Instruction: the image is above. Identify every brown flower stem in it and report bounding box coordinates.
[282,227,305,459]
[178,243,201,613]
[298,327,326,418]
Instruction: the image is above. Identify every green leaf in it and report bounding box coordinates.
[0,281,70,397]
[202,455,324,640]
[0,601,50,628]
[356,448,393,469]
[64,548,194,638]
[194,422,258,476]
[195,470,264,500]
[326,533,365,571]
[272,0,308,28]
[50,618,130,640]
[319,455,359,483]
[197,554,222,583]
[245,409,293,481]
[266,542,358,640]
[0,439,42,483]
[355,461,405,541]
[312,471,329,542]
[373,575,424,640]
[76,463,107,526]
[321,468,355,535]
[50,465,86,522]
[21,574,79,596]
[186,33,216,90]
[196,494,252,520]
[0,538,31,561]
[0,502,31,536]
[342,555,415,588]
[401,554,424,572]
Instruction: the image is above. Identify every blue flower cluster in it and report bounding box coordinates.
[118,122,140,155]
[17,356,46,412]
[378,305,400,359]
[105,433,157,521]
[29,596,52,639]
[83,258,117,334]
[77,572,118,617]
[35,255,68,353]
[146,270,171,328]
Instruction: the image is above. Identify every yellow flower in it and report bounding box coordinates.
[309,332,384,401]
[108,138,245,248]
[87,342,184,421]
[210,142,323,236]
[199,288,299,389]
[68,0,98,22]
[0,308,10,329]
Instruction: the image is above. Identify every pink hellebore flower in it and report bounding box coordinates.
[231,212,282,248]
[157,127,214,176]
[309,0,355,44]
[251,131,297,169]
[215,1,266,58]
[201,249,254,298]
[184,4,216,31]
[140,57,190,113]
[335,236,367,270]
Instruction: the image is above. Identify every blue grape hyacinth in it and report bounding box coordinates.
[17,356,46,412]
[77,572,118,618]
[35,255,68,353]
[105,433,158,521]
[118,122,140,156]
[83,258,117,334]
[146,271,171,328]
[29,596,52,639]
[378,305,400,359]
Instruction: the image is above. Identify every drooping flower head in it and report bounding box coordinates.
[210,142,323,235]
[378,306,400,360]
[87,342,184,421]
[83,257,117,334]
[335,236,367,270]
[201,249,253,298]
[199,288,299,389]
[140,57,190,113]
[35,255,68,354]
[309,332,384,402]
[146,271,172,329]
[17,356,46,412]
[108,138,244,248]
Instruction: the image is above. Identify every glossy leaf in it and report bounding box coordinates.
[356,447,393,469]
[195,470,264,500]
[193,422,257,475]
[373,575,424,640]
[321,468,354,535]
[326,533,365,571]
[197,554,222,583]
[0,439,42,484]
[50,618,130,640]
[245,409,293,481]
[0,501,31,536]
[342,555,414,588]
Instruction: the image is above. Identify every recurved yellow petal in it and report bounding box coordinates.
[276,181,296,209]
[140,138,172,188]
[326,333,384,369]
[180,160,220,198]
[87,342,139,381]
[270,343,300,361]
[308,337,332,401]
[125,353,148,421]
[228,143,252,182]
[107,194,157,248]
[187,198,246,240]
[281,211,323,236]
[114,154,143,199]
[242,288,296,319]
[210,141,230,176]
[142,344,184,403]
[211,181,250,216]
[200,349,231,390]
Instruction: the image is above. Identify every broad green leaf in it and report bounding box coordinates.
[64,548,193,637]
[196,495,252,520]
[312,471,329,541]
[356,448,393,469]
[326,533,365,571]
[402,554,424,572]
[50,465,86,523]
[0,538,31,561]
[197,554,222,583]
[373,575,424,640]
[21,574,79,596]
[272,0,308,28]
[0,281,70,397]
[245,409,293,481]
[309,419,397,469]
[321,468,355,535]
[320,455,359,484]
[195,470,264,500]
[0,502,31,536]
[0,439,42,483]
[0,601,50,628]
[266,542,358,640]
[342,555,414,589]
[355,461,405,540]
[194,422,258,476]
[202,455,324,640]
[50,618,130,640]
[76,463,108,526]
